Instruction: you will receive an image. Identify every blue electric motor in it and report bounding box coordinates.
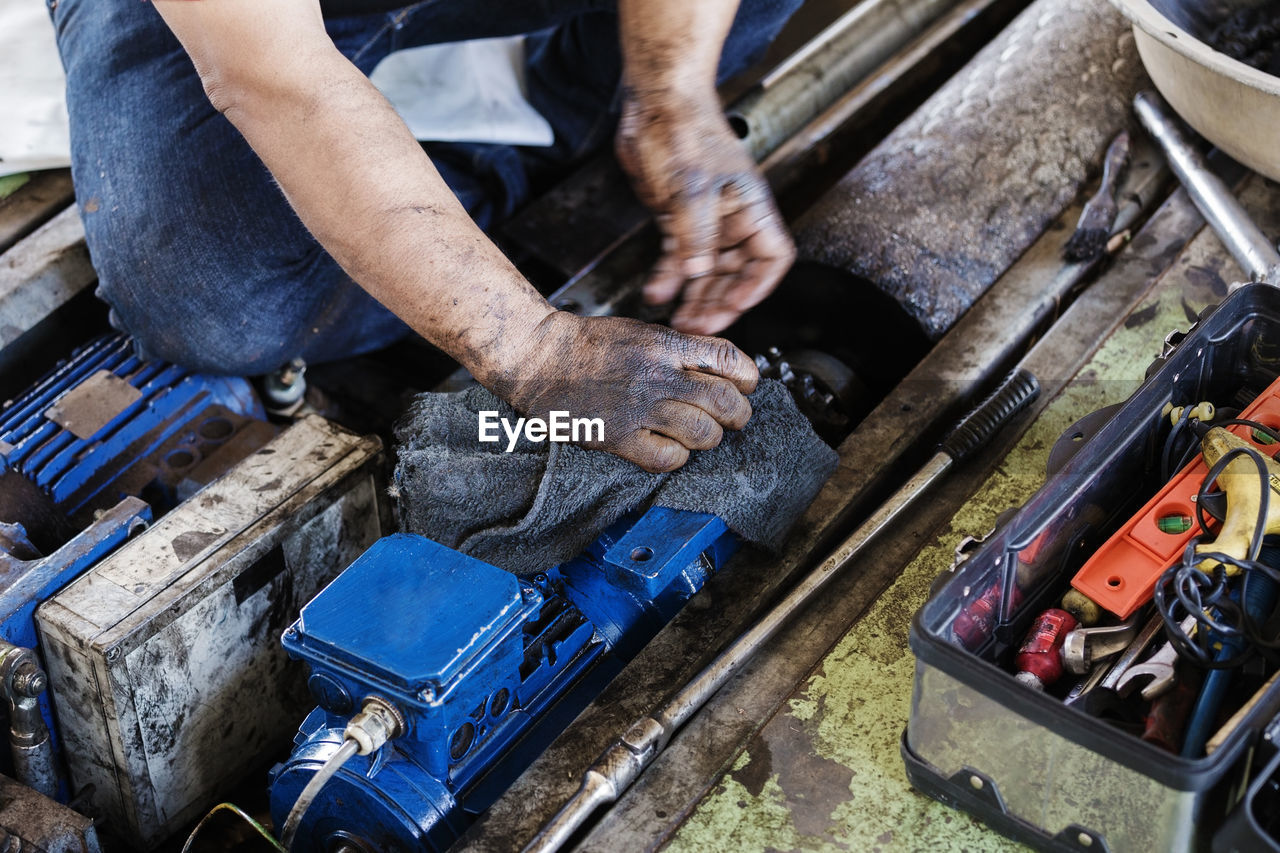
[270,507,737,852]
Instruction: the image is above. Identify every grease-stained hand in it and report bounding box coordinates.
[500,311,758,472]
[615,90,796,336]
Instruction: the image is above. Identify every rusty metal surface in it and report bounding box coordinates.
[457,129,1181,853]
[662,174,1280,853]
[795,0,1149,340]
[762,0,1030,204]
[43,369,142,441]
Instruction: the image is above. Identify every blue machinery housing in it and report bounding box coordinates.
[270,508,738,852]
[0,335,265,787]
[0,332,741,848]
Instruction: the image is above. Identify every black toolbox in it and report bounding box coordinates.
[905,284,1280,853]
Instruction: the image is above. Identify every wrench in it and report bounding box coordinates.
[1061,613,1141,675]
[1097,611,1165,694]
[1114,614,1198,701]
[1065,611,1154,713]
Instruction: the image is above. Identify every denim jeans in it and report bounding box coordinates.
[47,0,803,375]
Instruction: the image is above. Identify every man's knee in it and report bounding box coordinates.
[93,232,405,377]
[89,236,298,377]
[99,285,295,377]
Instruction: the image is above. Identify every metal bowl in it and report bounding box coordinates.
[1110,0,1280,180]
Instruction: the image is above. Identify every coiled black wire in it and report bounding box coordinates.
[1152,438,1280,669]
[1159,409,1280,483]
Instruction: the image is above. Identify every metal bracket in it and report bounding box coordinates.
[949,531,991,573]
[1160,327,1189,360]
[946,766,1008,815]
[1053,824,1112,853]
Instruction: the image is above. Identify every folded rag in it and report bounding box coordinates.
[393,379,839,576]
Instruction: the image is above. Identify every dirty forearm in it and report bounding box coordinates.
[154,2,550,387]
[232,56,551,383]
[617,0,741,105]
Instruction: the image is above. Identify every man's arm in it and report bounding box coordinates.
[616,0,796,335]
[153,0,759,472]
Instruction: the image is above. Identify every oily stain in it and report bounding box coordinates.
[1183,262,1229,298]
[170,529,222,563]
[729,740,773,799]
[1122,301,1159,329]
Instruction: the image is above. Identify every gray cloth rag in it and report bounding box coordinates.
[393,379,838,575]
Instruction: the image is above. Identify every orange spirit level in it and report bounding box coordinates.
[1071,375,1280,618]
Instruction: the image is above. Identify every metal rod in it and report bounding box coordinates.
[760,0,1007,193]
[729,0,961,160]
[523,370,1040,853]
[1133,90,1280,284]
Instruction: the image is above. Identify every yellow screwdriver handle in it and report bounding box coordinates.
[1194,428,1280,575]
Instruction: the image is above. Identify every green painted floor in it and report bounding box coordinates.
[665,195,1244,851]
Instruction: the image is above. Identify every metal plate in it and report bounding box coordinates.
[43,370,141,440]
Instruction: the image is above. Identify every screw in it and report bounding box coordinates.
[11,663,45,697]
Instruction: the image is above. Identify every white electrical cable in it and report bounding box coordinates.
[280,737,359,850]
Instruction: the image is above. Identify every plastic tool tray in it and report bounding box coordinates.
[905,284,1280,853]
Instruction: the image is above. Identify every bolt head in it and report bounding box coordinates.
[11,663,45,697]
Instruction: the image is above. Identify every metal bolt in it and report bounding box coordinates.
[278,358,306,387]
[11,662,45,697]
